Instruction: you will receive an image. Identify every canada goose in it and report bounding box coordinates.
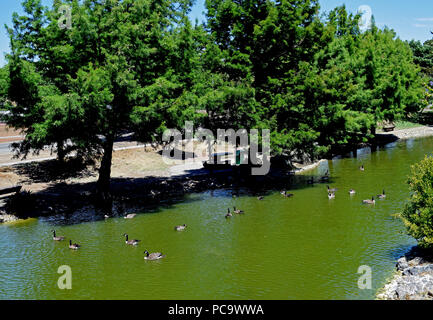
[233,206,244,214]
[225,208,232,218]
[257,196,264,200]
[123,234,141,245]
[320,171,330,182]
[349,189,356,195]
[360,165,365,171]
[69,240,81,250]
[124,214,137,219]
[320,176,329,182]
[52,230,65,241]
[144,250,166,260]
[363,197,376,204]
[283,191,294,198]
[175,224,187,231]
[327,186,338,192]
[377,190,386,199]
[328,193,335,199]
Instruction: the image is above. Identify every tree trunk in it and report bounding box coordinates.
[96,133,114,206]
[57,140,65,163]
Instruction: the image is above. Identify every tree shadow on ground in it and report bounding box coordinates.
[12,157,96,183]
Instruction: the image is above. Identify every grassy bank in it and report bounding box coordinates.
[377,120,423,133]
[394,120,423,130]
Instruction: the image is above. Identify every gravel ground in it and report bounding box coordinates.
[377,125,433,140]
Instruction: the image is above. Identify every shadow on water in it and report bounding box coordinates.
[386,243,417,262]
[8,160,337,226]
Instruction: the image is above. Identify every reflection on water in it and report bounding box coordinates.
[1,137,431,299]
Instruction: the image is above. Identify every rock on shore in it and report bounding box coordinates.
[0,199,18,223]
[0,213,19,223]
[377,247,433,300]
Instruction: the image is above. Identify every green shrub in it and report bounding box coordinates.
[401,155,433,248]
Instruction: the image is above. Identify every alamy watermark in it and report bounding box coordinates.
[58,5,72,30]
[357,265,372,290]
[57,265,72,290]
[358,5,373,32]
[162,122,271,175]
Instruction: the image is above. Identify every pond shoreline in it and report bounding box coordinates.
[374,126,433,300]
[1,125,433,224]
[0,165,318,223]
[377,246,433,300]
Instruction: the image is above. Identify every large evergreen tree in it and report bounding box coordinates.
[5,0,201,201]
[204,0,327,158]
[204,1,424,160]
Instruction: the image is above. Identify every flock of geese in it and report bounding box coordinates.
[52,203,246,260]
[224,206,245,218]
[50,216,190,260]
[51,231,81,250]
[52,202,247,260]
[256,164,386,205]
[50,164,384,259]
[324,165,386,204]
[327,185,386,204]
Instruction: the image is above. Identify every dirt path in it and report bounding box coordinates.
[0,123,22,139]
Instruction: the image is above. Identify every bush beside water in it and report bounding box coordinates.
[401,156,433,249]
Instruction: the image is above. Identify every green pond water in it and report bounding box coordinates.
[1,137,433,300]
